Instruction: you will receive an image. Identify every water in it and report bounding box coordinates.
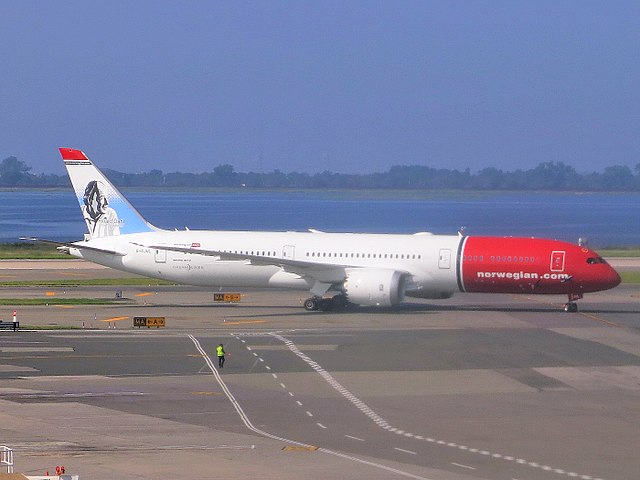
[1,189,638,247]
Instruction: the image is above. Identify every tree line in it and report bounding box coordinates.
[2,155,640,191]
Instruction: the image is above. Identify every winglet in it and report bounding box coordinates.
[59,148,89,161]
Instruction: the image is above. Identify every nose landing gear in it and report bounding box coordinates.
[564,292,583,313]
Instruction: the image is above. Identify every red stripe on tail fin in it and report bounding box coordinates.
[59,148,89,160]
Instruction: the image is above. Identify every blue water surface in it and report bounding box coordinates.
[1,190,638,247]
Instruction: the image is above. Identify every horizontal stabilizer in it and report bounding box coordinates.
[20,237,127,256]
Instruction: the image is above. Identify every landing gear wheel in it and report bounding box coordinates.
[304,297,319,311]
[318,298,334,311]
[330,294,348,310]
[564,302,578,313]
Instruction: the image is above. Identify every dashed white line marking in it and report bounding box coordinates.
[269,333,606,480]
[317,423,327,429]
[265,366,271,370]
[279,383,287,389]
[345,435,365,442]
[271,373,278,379]
[306,411,314,417]
[246,346,252,351]
[295,400,303,406]
[258,358,264,362]
[394,448,417,455]
[288,392,294,397]
[191,335,431,480]
[452,462,476,471]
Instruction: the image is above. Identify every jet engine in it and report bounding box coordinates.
[343,268,407,307]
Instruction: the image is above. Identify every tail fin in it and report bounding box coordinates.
[60,148,158,238]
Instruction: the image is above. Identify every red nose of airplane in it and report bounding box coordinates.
[605,265,622,290]
[582,257,622,292]
[590,263,622,292]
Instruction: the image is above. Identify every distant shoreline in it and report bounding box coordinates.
[3,186,640,196]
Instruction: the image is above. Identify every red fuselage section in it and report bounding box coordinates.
[459,237,621,296]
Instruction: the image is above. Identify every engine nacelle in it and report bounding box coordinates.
[344,268,407,307]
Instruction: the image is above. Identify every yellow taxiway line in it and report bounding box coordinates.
[222,320,267,325]
[100,316,130,323]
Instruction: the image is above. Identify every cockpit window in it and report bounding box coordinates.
[586,257,606,264]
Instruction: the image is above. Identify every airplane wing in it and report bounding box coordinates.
[134,243,353,284]
[136,242,415,298]
[135,242,345,269]
[20,237,127,257]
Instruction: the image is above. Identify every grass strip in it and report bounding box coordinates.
[0,242,69,259]
[19,325,86,330]
[601,249,640,257]
[620,271,640,284]
[0,278,173,287]
[0,298,127,305]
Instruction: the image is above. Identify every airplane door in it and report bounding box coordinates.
[155,247,167,263]
[550,251,565,271]
[283,245,295,260]
[438,249,451,269]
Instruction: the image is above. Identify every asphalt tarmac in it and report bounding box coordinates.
[1,260,640,480]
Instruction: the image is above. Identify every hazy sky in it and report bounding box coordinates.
[1,1,638,175]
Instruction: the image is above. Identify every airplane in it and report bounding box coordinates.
[24,148,621,313]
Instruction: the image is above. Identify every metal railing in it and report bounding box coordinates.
[1,445,14,473]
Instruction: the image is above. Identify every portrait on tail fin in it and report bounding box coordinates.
[81,180,121,237]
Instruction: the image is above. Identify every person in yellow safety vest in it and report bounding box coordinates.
[216,343,225,368]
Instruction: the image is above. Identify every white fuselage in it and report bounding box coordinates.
[71,230,463,299]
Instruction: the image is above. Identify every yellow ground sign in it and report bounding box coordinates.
[133,316,166,328]
[214,293,242,303]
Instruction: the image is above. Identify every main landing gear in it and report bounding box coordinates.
[303,294,349,312]
[563,293,583,313]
